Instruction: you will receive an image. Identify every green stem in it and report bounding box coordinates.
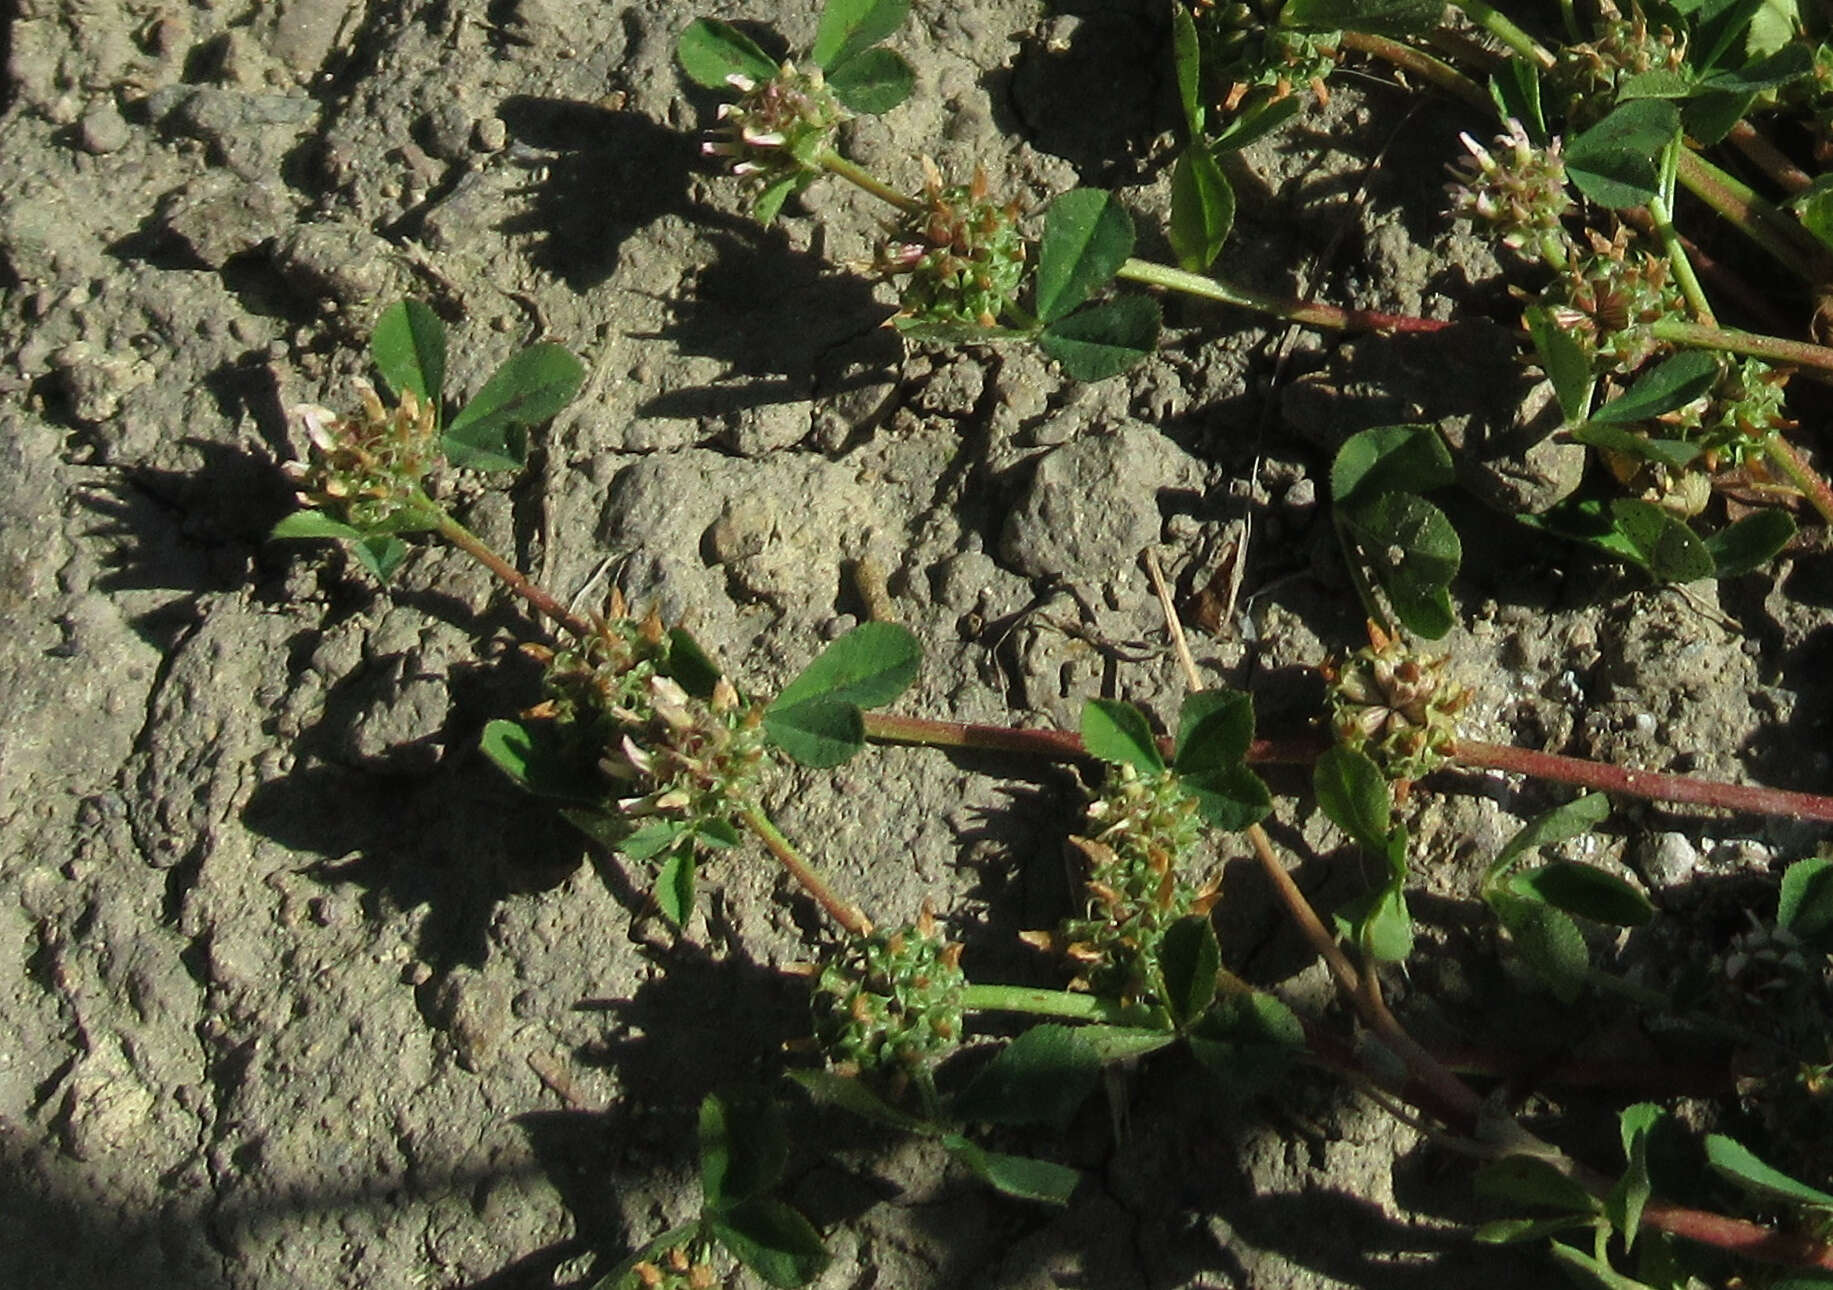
[741,804,874,937]
[1648,193,1714,325]
[1651,317,1833,381]
[1763,432,1833,528]
[1449,0,1554,68]
[960,984,1154,1024]
[1335,520,1394,636]
[429,504,600,642]
[1339,31,1490,113]
[816,149,921,212]
[1676,150,1831,284]
[1115,259,1451,334]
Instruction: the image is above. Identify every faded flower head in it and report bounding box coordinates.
[284,383,440,529]
[701,60,846,189]
[870,159,1026,329]
[1548,8,1686,131]
[627,1243,720,1290]
[1447,118,1574,262]
[527,601,768,829]
[1327,622,1469,783]
[1027,762,1219,1006]
[1547,227,1685,373]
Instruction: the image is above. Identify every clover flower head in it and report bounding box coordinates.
[1446,118,1573,259]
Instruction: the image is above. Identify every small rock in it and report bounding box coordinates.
[151,84,317,173]
[48,342,154,424]
[498,0,557,43]
[1283,475,1317,518]
[932,547,1001,612]
[1634,831,1700,892]
[77,101,131,154]
[419,169,501,253]
[420,100,473,163]
[1442,377,1587,514]
[716,400,811,455]
[913,357,986,418]
[706,496,776,564]
[265,0,362,80]
[990,349,1052,427]
[473,115,508,152]
[271,221,410,313]
[157,175,290,266]
[999,421,1193,581]
[57,1039,155,1160]
[429,968,511,1072]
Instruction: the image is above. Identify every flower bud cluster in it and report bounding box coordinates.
[1547,11,1686,131]
[813,910,966,1087]
[1326,624,1468,783]
[530,604,768,829]
[626,1244,719,1290]
[285,384,440,530]
[871,161,1025,328]
[701,61,846,188]
[1701,359,1791,466]
[1042,764,1219,1006]
[1194,2,1339,102]
[1446,119,1574,262]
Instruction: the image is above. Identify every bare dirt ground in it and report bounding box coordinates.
[3,2,1829,1287]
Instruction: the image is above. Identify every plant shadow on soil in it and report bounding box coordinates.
[981,0,1172,188]
[494,95,701,292]
[629,224,897,419]
[241,642,584,971]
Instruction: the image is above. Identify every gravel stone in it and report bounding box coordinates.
[76,101,130,154]
[999,421,1194,582]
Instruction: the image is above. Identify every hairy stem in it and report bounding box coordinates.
[741,804,874,937]
[862,710,1089,759]
[960,984,1152,1024]
[1246,823,1483,1127]
[817,150,921,212]
[862,713,1833,823]
[1651,316,1833,382]
[431,508,600,642]
[1726,119,1814,196]
[1451,738,1833,823]
[1449,0,1554,68]
[1648,193,1714,325]
[1763,432,1833,528]
[1339,30,1489,112]
[1676,150,1832,284]
[1116,259,1451,334]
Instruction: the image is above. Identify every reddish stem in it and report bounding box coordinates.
[861,714,1833,824]
[1727,120,1814,196]
[1632,1194,1833,1271]
[1452,738,1833,824]
[434,510,599,642]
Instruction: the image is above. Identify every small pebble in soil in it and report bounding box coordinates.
[78,101,131,154]
[1634,831,1701,893]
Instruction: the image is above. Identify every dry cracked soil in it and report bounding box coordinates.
[3,1,1832,1288]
